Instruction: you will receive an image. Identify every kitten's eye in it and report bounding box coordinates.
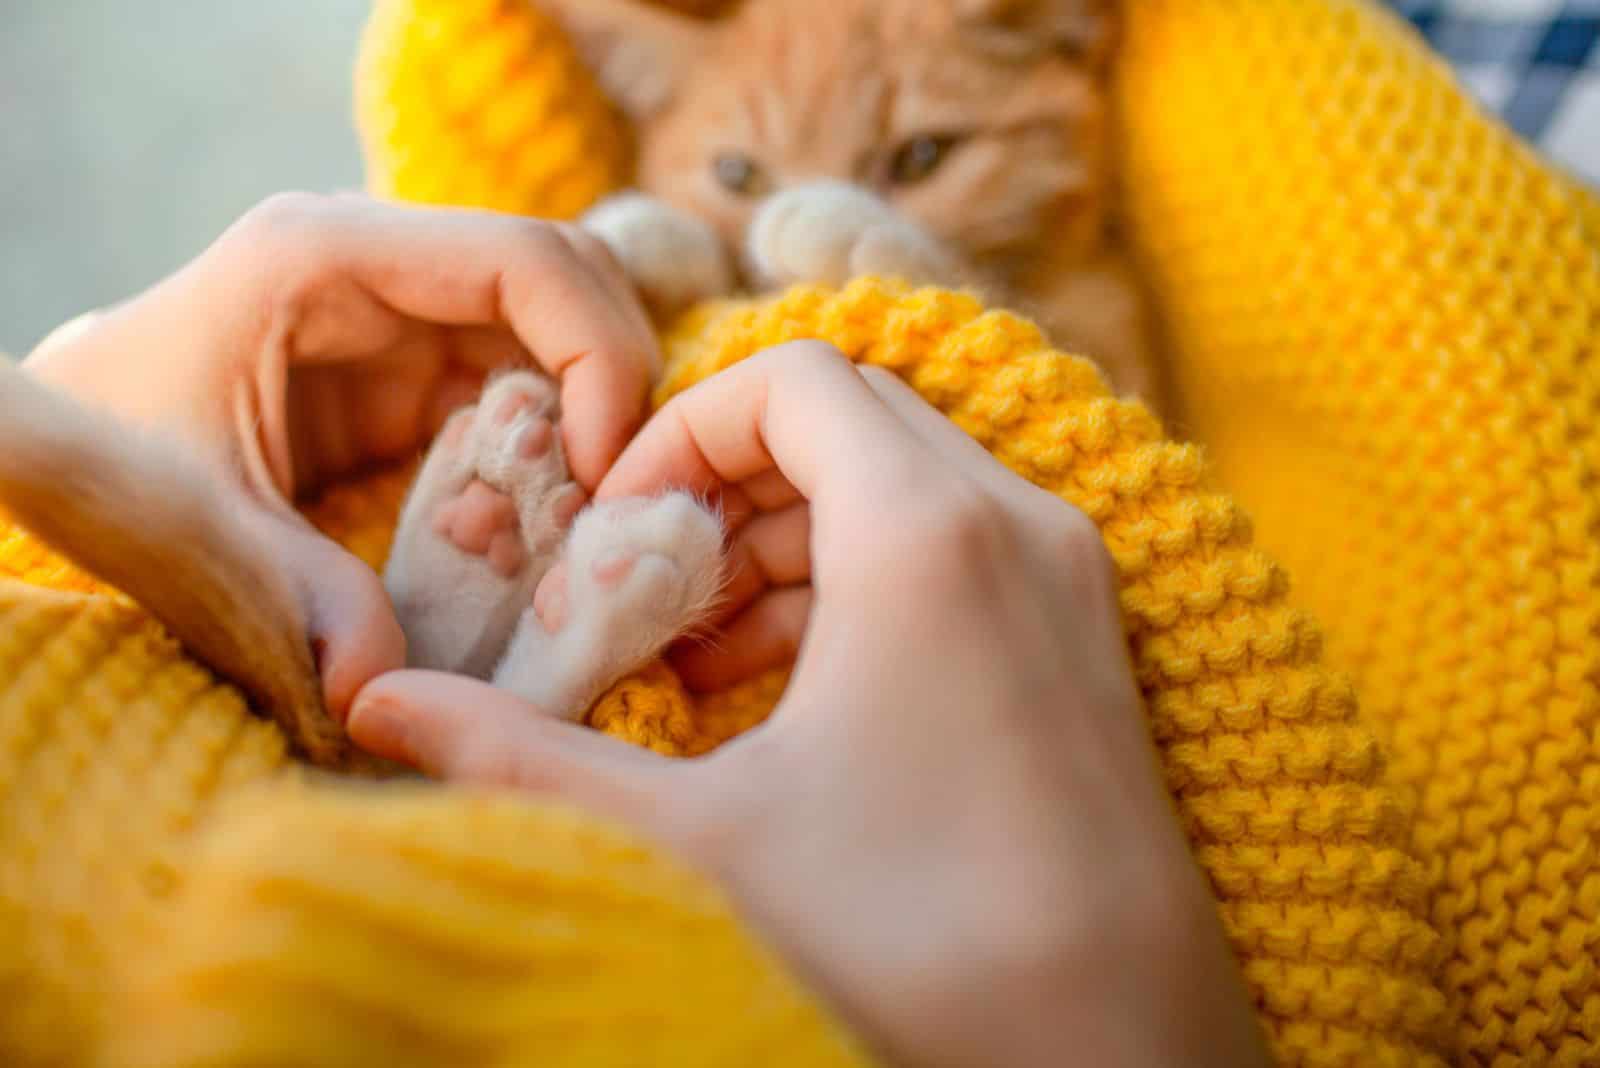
[888,135,959,186]
[713,152,769,196]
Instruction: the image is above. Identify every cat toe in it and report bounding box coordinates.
[746,181,897,287]
[433,480,518,557]
[461,372,579,560]
[489,493,728,719]
[582,193,735,319]
[568,493,726,632]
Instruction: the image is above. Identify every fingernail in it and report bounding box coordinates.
[311,638,341,723]
[348,694,409,762]
[593,552,636,588]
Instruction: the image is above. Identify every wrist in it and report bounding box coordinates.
[906,847,1266,1068]
[1016,858,1267,1068]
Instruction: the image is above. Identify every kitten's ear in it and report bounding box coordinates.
[536,0,713,119]
[956,0,1115,66]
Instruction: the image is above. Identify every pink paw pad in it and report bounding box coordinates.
[593,552,637,589]
[487,532,527,578]
[513,416,554,459]
[433,480,521,561]
[534,566,570,633]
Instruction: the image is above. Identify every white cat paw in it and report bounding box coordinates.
[383,370,585,676]
[492,492,726,720]
[581,192,736,320]
[745,181,970,290]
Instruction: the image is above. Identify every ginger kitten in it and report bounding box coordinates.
[370,0,1166,729]
[556,0,1162,405]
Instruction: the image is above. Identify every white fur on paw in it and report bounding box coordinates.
[581,193,735,319]
[564,493,726,661]
[467,371,575,561]
[383,369,579,676]
[745,181,968,290]
[491,493,726,720]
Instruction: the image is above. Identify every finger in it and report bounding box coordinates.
[241,197,658,490]
[245,508,407,722]
[861,366,1070,524]
[715,503,812,621]
[712,481,758,533]
[299,544,408,722]
[859,367,1002,481]
[553,222,657,347]
[349,671,681,827]
[557,348,652,490]
[597,342,930,510]
[861,367,1117,627]
[285,368,359,489]
[341,334,448,466]
[740,468,803,512]
[672,587,813,692]
[449,324,532,374]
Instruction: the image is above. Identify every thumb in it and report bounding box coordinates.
[252,510,408,724]
[348,671,688,833]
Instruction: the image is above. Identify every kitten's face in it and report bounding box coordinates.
[562,0,1114,274]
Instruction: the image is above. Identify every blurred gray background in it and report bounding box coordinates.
[0,0,371,356]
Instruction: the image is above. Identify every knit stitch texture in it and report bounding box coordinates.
[0,0,1595,1064]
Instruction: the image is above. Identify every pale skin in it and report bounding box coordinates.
[6,196,1266,1066]
[18,193,669,726]
[381,365,727,721]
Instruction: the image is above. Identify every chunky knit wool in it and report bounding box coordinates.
[0,0,1596,1064]
[0,567,860,1068]
[658,283,1445,1066]
[1,279,1425,1065]
[355,0,629,219]
[1119,4,1600,1063]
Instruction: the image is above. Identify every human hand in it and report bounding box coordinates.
[347,344,1268,1067]
[24,193,659,715]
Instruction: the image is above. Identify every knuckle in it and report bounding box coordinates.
[753,339,855,379]
[452,730,530,788]
[1055,508,1118,598]
[846,480,1007,587]
[224,192,347,298]
[917,484,1007,559]
[514,217,572,263]
[1056,505,1108,564]
[236,191,330,245]
[857,364,899,389]
[558,223,626,275]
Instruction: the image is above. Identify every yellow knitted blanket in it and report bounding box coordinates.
[1,1,1596,1064]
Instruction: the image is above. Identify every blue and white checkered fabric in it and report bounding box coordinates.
[1389,0,1600,184]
